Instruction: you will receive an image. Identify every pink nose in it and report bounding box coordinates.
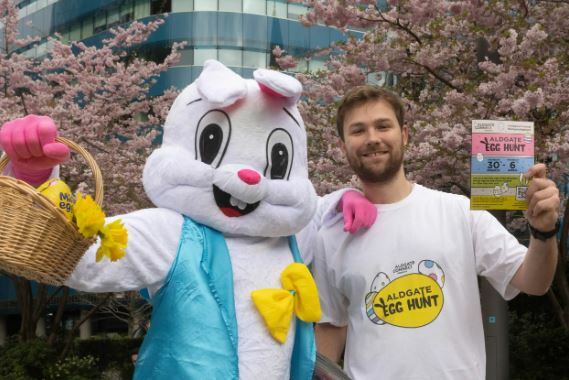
[238,169,261,185]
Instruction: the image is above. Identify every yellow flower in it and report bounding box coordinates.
[73,192,105,238]
[96,219,128,262]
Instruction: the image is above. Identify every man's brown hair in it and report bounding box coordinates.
[336,85,405,141]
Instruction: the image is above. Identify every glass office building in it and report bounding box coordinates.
[13,0,354,93]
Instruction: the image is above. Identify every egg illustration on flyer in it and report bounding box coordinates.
[470,119,534,210]
[365,260,445,328]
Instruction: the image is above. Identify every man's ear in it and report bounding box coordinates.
[402,125,409,147]
[339,137,347,154]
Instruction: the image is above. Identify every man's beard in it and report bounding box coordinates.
[346,142,404,184]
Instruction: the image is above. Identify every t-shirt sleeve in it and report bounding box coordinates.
[313,231,349,327]
[471,210,526,300]
[299,189,356,265]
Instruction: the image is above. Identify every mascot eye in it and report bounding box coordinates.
[195,110,231,167]
[265,128,293,180]
[200,124,223,164]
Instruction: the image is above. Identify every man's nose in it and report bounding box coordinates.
[365,127,382,143]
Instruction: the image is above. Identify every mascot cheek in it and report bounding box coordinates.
[142,146,215,205]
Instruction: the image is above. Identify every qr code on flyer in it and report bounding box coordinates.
[516,186,528,200]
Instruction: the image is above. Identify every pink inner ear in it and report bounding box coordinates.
[258,83,287,99]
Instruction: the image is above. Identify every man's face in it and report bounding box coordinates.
[341,100,408,183]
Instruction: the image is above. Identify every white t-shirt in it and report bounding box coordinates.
[314,184,526,380]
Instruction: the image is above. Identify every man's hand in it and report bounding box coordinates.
[339,190,377,233]
[524,163,560,233]
[0,115,69,185]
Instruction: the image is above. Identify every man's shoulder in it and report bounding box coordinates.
[416,184,470,206]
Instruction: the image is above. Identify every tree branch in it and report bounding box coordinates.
[78,136,111,154]
[372,5,424,46]
[405,58,461,92]
[47,287,69,346]
[59,293,112,360]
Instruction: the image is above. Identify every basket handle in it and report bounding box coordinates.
[0,137,104,206]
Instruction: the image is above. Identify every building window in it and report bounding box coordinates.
[219,0,241,12]
[194,12,218,46]
[218,49,242,67]
[69,21,82,41]
[243,14,268,50]
[218,12,243,47]
[243,50,267,68]
[151,0,171,14]
[172,0,193,12]
[194,48,218,66]
[179,48,194,66]
[243,0,266,15]
[287,3,307,20]
[139,42,173,63]
[134,0,151,19]
[94,11,107,34]
[194,0,217,11]
[81,18,94,39]
[267,0,287,18]
[120,0,135,23]
[107,6,121,28]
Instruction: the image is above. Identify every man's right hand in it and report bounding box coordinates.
[0,115,70,185]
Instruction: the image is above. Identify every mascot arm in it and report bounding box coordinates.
[65,208,183,293]
[1,163,60,182]
[297,189,377,264]
[0,115,69,186]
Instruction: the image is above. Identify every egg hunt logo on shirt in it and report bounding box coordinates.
[365,260,446,328]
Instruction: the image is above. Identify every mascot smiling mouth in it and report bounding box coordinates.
[213,185,260,217]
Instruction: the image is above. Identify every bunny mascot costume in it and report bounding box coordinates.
[0,60,375,379]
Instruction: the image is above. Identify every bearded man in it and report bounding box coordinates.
[313,85,560,380]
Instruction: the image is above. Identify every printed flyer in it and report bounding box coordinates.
[471,120,534,210]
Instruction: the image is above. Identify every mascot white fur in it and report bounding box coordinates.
[0,60,375,379]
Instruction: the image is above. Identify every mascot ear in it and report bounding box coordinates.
[196,60,248,107]
[254,68,302,103]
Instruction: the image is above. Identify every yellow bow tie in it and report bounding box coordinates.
[251,263,322,344]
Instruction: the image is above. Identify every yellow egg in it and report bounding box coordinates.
[37,179,74,220]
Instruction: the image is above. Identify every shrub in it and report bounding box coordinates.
[45,355,99,380]
[509,312,569,380]
[0,338,57,379]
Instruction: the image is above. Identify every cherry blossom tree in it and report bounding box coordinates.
[0,0,184,214]
[0,0,183,342]
[276,0,569,327]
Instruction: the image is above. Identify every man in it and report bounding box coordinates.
[313,85,559,379]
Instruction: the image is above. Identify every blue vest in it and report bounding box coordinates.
[134,217,316,379]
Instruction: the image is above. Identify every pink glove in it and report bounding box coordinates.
[339,190,377,233]
[0,115,70,186]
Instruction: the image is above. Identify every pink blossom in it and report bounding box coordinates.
[275,55,297,70]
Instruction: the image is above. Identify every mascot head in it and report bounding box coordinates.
[143,60,317,237]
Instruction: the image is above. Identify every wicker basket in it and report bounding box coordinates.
[0,137,104,286]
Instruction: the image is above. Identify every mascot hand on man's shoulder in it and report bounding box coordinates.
[0,60,375,379]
